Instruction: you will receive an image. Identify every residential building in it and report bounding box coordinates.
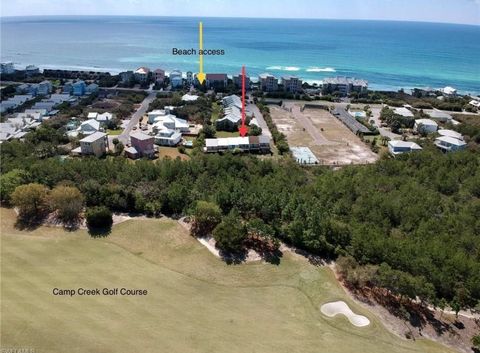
[388,140,422,156]
[169,70,183,88]
[1,62,15,74]
[152,115,189,132]
[222,95,242,110]
[154,128,182,146]
[233,73,250,89]
[37,80,53,96]
[321,77,368,96]
[204,135,271,153]
[437,129,463,141]
[76,132,108,157]
[425,109,453,123]
[393,107,414,118]
[186,71,194,85]
[258,73,278,92]
[435,136,466,152]
[88,112,113,125]
[86,83,99,94]
[25,65,40,77]
[281,75,302,93]
[63,83,73,94]
[129,132,156,158]
[206,73,228,90]
[442,86,457,97]
[414,119,438,134]
[16,84,30,94]
[134,67,151,82]
[469,99,480,108]
[72,80,86,96]
[182,93,199,102]
[78,119,101,135]
[148,109,167,124]
[153,68,165,83]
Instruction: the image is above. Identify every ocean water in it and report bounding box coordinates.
[1,16,479,93]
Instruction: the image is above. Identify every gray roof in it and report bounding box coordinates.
[80,131,106,143]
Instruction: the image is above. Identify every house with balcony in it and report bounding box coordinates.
[128,132,156,158]
[72,131,108,157]
[281,75,302,93]
[259,73,278,92]
[154,128,182,146]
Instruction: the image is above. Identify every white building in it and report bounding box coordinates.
[425,109,453,123]
[88,112,113,124]
[442,86,457,97]
[321,77,368,96]
[169,70,183,88]
[1,62,15,74]
[435,136,466,152]
[414,119,438,134]
[152,115,189,132]
[204,135,271,153]
[182,93,199,102]
[154,128,182,146]
[148,109,167,124]
[78,119,101,135]
[437,129,463,141]
[388,140,422,156]
[393,107,414,118]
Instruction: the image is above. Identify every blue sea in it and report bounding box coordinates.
[1,16,479,93]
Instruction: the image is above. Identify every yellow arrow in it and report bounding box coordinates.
[197,22,206,84]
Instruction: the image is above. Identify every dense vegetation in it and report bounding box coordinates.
[1,123,479,312]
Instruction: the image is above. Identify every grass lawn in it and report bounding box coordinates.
[107,129,122,135]
[1,207,454,353]
[216,130,240,138]
[211,102,222,122]
[157,146,190,160]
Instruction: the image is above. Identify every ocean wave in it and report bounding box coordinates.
[306,67,336,73]
[266,66,301,71]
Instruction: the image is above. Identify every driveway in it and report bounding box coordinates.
[117,91,157,144]
[247,98,272,138]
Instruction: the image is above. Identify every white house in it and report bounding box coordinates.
[78,119,101,135]
[88,112,113,124]
[437,129,463,141]
[154,128,182,146]
[388,140,422,156]
[425,109,453,123]
[442,86,457,97]
[152,115,189,132]
[414,119,438,134]
[169,70,183,88]
[435,136,466,152]
[393,107,414,118]
[147,109,167,124]
[182,93,199,102]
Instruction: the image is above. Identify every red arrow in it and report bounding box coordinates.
[238,65,248,137]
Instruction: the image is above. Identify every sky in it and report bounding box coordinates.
[1,0,479,25]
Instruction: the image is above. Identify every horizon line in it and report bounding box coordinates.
[1,14,478,27]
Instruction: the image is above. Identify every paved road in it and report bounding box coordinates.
[117,90,157,144]
[370,106,402,140]
[247,101,272,138]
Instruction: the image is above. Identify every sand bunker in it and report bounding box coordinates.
[320,301,370,327]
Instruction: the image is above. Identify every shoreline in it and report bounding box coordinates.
[5,62,479,96]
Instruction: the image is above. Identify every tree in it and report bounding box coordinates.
[191,200,222,237]
[248,124,262,136]
[472,334,480,349]
[116,141,124,155]
[11,183,49,220]
[85,206,113,229]
[213,210,246,253]
[202,124,216,138]
[49,185,84,222]
[0,169,29,204]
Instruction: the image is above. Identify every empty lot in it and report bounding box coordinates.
[270,103,378,165]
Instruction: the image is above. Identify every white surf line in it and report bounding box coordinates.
[321,301,370,327]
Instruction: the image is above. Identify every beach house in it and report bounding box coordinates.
[37,81,53,96]
[134,67,151,83]
[259,73,278,92]
[388,140,422,156]
[281,75,303,93]
[153,68,165,83]
[393,107,414,118]
[425,109,453,123]
[435,136,466,152]
[206,73,228,90]
[86,83,99,94]
[72,80,86,96]
[74,131,108,157]
[414,118,438,134]
[321,77,368,96]
[129,132,156,158]
[25,65,40,77]
[154,128,182,146]
[152,115,189,133]
[78,119,101,135]
[169,70,183,88]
